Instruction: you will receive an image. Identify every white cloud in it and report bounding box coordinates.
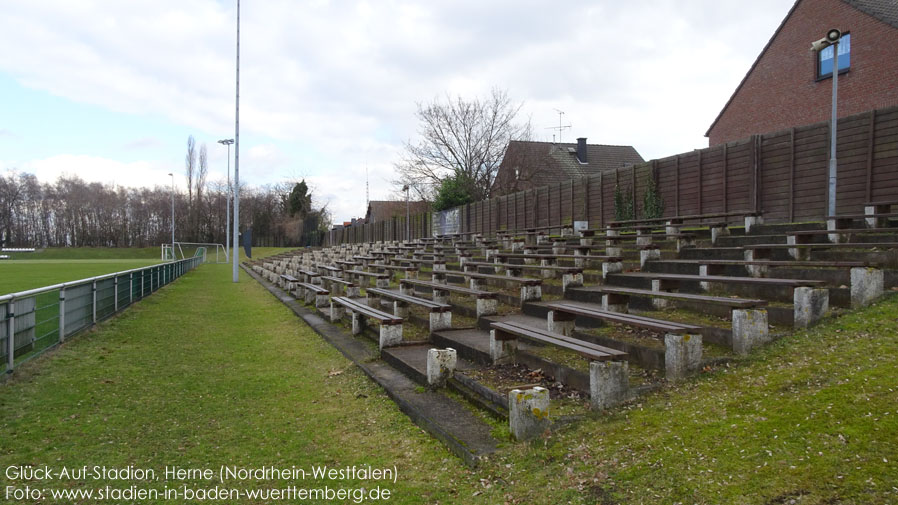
[0,0,795,220]
[5,154,179,192]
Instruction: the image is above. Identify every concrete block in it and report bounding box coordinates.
[351,312,364,335]
[698,264,711,291]
[793,287,829,328]
[520,284,542,304]
[589,361,629,411]
[429,311,452,332]
[744,215,763,234]
[329,302,345,323]
[393,301,409,318]
[489,329,516,362]
[470,278,486,291]
[602,260,623,280]
[850,267,884,308]
[346,286,361,297]
[640,248,661,267]
[602,294,628,313]
[562,272,583,292]
[426,348,457,387]
[379,323,403,349]
[375,277,389,288]
[636,234,653,247]
[710,225,730,245]
[664,333,702,381]
[511,239,525,252]
[676,236,696,252]
[433,289,450,306]
[476,298,498,318]
[315,293,329,308]
[547,310,574,337]
[508,387,550,441]
[731,308,769,355]
[865,205,884,228]
[651,279,670,310]
[606,246,622,257]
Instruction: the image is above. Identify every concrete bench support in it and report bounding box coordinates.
[731,308,770,355]
[429,311,452,331]
[793,287,829,328]
[710,224,730,245]
[489,328,516,362]
[850,267,884,308]
[378,323,403,349]
[476,298,498,318]
[744,215,763,234]
[664,333,702,381]
[602,293,629,313]
[561,272,583,292]
[426,348,457,388]
[508,387,550,441]
[590,361,629,411]
[520,284,542,305]
[640,248,661,267]
[546,310,575,337]
[602,260,624,279]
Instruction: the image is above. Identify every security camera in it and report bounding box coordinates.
[811,28,842,51]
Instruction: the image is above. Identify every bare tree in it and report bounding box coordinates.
[394,87,531,202]
[196,143,208,238]
[185,135,196,239]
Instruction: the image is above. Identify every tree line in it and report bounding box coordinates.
[0,169,329,249]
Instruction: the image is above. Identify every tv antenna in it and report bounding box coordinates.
[545,109,572,143]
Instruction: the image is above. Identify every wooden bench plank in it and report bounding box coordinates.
[587,286,767,308]
[615,272,826,287]
[491,321,626,361]
[545,302,703,334]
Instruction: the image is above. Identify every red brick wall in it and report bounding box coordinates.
[707,0,898,146]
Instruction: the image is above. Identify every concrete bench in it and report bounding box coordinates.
[318,265,343,278]
[399,278,497,318]
[586,285,769,355]
[463,261,583,291]
[330,296,403,349]
[745,242,898,261]
[493,252,623,271]
[297,282,329,307]
[370,263,418,279]
[321,276,360,297]
[787,227,898,244]
[297,269,322,284]
[366,288,452,331]
[346,269,391,288]
[490,320,629,410]
[649,258,870,278]
[456,271,542,305]
[279,274,299,291]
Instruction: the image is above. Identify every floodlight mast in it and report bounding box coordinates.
[168,172,175,258]
[810,28,842,219]
[232,0,241,283]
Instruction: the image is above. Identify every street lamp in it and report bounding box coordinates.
[232,0,241,283]
[167,173,175,259]
[811,28,843,222]
[218,138,234,262]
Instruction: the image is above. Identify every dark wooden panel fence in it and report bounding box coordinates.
[328,105,898,245]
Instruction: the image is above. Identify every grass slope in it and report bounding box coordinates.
[1,261,896,504]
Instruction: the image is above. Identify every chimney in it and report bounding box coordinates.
[576,137,587,163]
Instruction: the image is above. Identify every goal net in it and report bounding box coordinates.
[161,242,229,264]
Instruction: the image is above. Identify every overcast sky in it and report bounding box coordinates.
[0,0,795,223]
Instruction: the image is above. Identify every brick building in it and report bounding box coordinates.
[491,138,643,197]
[706,0,898,146]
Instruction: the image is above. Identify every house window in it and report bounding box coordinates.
[817,33,850,79]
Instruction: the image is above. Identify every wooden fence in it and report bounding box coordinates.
[327,105,898,245]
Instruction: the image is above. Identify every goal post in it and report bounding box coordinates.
[161,242,229,264]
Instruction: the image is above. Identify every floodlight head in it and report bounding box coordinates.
[218,138,235,145]
[811,28,842,52]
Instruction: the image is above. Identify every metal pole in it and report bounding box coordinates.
[406,187,410,240]
[169,173,175,258]
[233,0,241,283]
[91,281,97,324]
[58,289,66,343]
[7,299,15,373]
[828,40,839,218]
[226,142,231,262]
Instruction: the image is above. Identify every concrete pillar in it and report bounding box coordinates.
[552,242,566,255]
[744,215,763,234]
[864,205,884,228]
[676,236,696,252]
[366,292,381,309]
[375,277,389,288]
[520,284,542,304]
[731,308,769,355]
[508,387,550,441]
[393,301,409,318]
[351,312,365,335]
[547,310,574,336]
[793,287,829,328]
[602,260,623,280]
[476,298,498,318]
[489,329,515,362]
[850,267,884,308]
[602,294,628,313]
[651,279,670,310]
[606,245,622,258]
[426,348,457,387]
[379,323,403,349]
[329,301,345,323]
[664,333,702,381]
[433,289,450,306]
[710,225,730,245]
[590,361,629,411]
[429,310,452,332]
[315,292,329,308]
[562,272,583,292]
[698,264,711,291]
[640,248,661,268]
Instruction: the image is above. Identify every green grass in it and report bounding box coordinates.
[0,260,162,295]
[2,261,897,504]
[6,247,163,260]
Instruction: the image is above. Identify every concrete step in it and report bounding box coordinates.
[432,328,493,365]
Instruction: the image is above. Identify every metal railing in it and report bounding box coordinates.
[1,256,204,375]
